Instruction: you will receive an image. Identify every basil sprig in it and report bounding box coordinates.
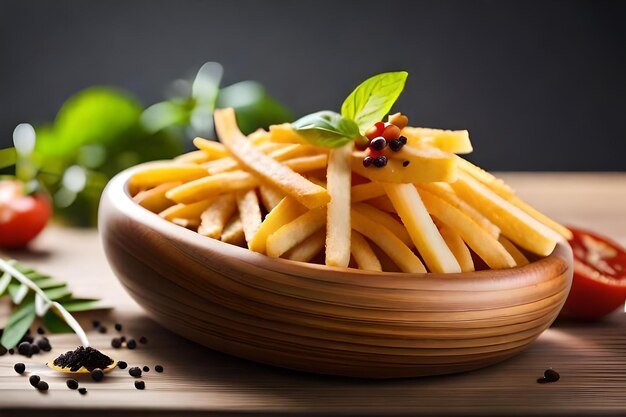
[292,71,408,148]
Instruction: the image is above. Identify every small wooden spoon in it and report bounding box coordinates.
[46,361,117,374]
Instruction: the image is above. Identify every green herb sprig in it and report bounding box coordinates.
[292,71,408,148]
[0,258,105,349]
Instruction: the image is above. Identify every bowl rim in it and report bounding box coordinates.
[100,163,573,291]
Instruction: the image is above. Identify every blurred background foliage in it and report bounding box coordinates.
[1,62,292,226]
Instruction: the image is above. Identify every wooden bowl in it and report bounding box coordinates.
[99,165,573,379]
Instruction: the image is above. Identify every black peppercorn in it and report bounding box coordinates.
[36,380,49,391]
[155,365,164,373]
[118,361,128,369]
[362,156,374,167]
[398,135,407,145]
[114,323,122,331]
[29,375,40,387]
[402,160,410,167]
[17,342,32,357]
[127,339,137,349]
[98,326,107,334]
[139,336,148,344]
[14,363,25,374]
[388,139,404,152]
[9,348,15,355]
[373,156,388,168]
[134,380,145,390]
[143,366,150,372]
[66,379,79,390]
[31,344,40,355]
[78,387,87,395]
[37,338,52,352]
[129,367,142,377]
[120,336,126,343]
[0,346,7,356]
[91,368,104,382]
[544,369,560,382]
[36,327,45,335]
[369,137,387,151]
[92,320,101,329]
[111,338,122,348]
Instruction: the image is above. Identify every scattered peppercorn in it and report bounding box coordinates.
[120,336,126,343]
[362,156,374,167]
[53,346,114,372]
[37,338,52,352]
[111,338,122,348]
[29,375,40,387]
[129,367,142,377]
[544,369,560,382]
[78,387,88,395]
[31,344,40,355]
[92,320,101,329]
[139,336,148,344]
[398,135,407,145]
[91,368,104,382]
[17,342,33,357]
[0,346,7,356]
[118,361,128,369]
[14,363,25,374]
[20,334,34,344]
[114,323,122,331]
[155,365,164,373]
[9,348,15,355]
[66,379,79,390]
[402,160,410,167]
[98,326,107,334]
[127,339,137,349]
[36,327,45,335]
[369,137,387,151]
[134,380,145,390]
[373,155,388,168]
[36,380,49,391]
[143,366,150,372]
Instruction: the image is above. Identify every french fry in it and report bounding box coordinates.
[451,172,560,256]
[171,217,200,229]
[248,128,271,145]
[351,182,386,202]
[418,188,516,269]
[193,137,230,159]
[266,207,326,258]
[198,194,237,239]
[221,215,246,247]
[284,154,328,173]
[401,127,473,154]
[166,171,259,204]
[204,142,288,175]
[437,223,474,272]
[325,144,352,267]
[268,123,308,144]
[174,150,210,164]
[284,229,326,262]
[385,183,461,273]
[215,108,330,209]
[350,231,382,272]
[159,198,217,222]
[352,146,457,184]
[236,189,262,244]
[128,163,207,193]
[418,182,500,238]
[248,196,308,254]
[364,195,396,213]
[351,208,426,273]
[499,235,530,267]
[258,184,285,211]
[352,203,412,247]
[132,181,180,213]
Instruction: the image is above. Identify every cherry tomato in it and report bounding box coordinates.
[560,226,626,319]
[0,180,52,248]
[365,122,385,140]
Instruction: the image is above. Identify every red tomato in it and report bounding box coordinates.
[0,180,51,248]
[560,226,626,319]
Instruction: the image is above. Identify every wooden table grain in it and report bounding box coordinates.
[1,172,625,417]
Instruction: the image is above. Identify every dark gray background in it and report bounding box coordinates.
[1,0,625,171]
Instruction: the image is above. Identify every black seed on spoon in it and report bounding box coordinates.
[66,379,79,390]
[29,375,40,387]
[134,380,145,390]
[14,363,25,374]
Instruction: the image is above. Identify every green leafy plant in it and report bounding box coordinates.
[0,258,103,349]
[292,71,408,147]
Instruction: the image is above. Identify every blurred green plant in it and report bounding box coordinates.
[0,61,293,227]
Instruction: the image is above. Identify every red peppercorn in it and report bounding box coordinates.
[365,122,385,140]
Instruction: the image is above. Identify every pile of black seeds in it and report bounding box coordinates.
[53,346,114,372]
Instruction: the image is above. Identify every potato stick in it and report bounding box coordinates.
[507,195,573,240]
[351,182,386,203]
[418,182,500,238]
[204,142,287,175]
[198,194,237,239]
[236,189,262,244]
[266,207,326,258]
[350,231,382,272]
[132,181,180,213]
[259,184,285,212]
[352,146,457,184]
[166,171,259,204]
[174,150,210,164]
[128,163,208,193]
[269,144,325,161]
[171,217,200,229]
[248,128,271,145]
[325,144,352,267]
[221,216,246,247]
[249,196,308,254]
[385,183,461,273]
[418,188,516,269]
[351,209,426,273]
[215,108,330,209]
[193,137,230,159]
[159,198,217,221]
[268,123,309,144]
[451,172,560,256]
[365,195,396,213]
[401,127,473,154]
[499,235,530,267]
[352,203,412,247]
[284,229,326,262]
[284,154,328,173]
[438,223,475,272]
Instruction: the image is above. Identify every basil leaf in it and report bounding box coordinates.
[292,111,360,148]
[0,147,17,170]
[60,298,105,312]
[1,297,36,349]
[42,310,73,333]
[341,71,408,133]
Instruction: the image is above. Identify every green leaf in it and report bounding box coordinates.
[44,287,73,300]
[0,147,17,169]
[60,298,105,312]
[35,279,67,290]
[292,111,361,148]
[42,310,73,333]
[1,297,36,349]
[340,71,408,133]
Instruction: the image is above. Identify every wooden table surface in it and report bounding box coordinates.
[1,172,625,417]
